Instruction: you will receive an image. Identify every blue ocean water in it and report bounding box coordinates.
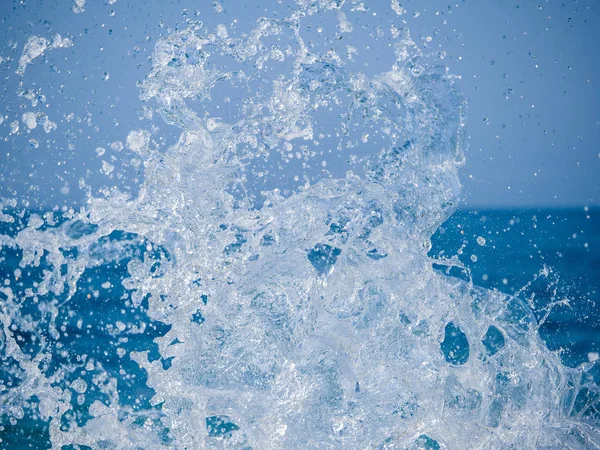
[1,207,598,448]
[430,208,600,369]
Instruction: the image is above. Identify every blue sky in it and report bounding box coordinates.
[0,0,598,208]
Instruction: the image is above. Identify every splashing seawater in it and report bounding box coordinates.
[1,2,599,449]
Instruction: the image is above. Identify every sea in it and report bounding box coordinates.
[430,207,600,369]
[1,207,598,448]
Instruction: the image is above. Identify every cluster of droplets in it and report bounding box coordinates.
[1,1,600,449]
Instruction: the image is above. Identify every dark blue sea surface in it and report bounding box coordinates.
[0,207,598,448]
[430,207,600,368]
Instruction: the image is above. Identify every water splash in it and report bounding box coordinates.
[1,2,599,449]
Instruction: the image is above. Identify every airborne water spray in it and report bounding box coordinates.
[0,2,599,449]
